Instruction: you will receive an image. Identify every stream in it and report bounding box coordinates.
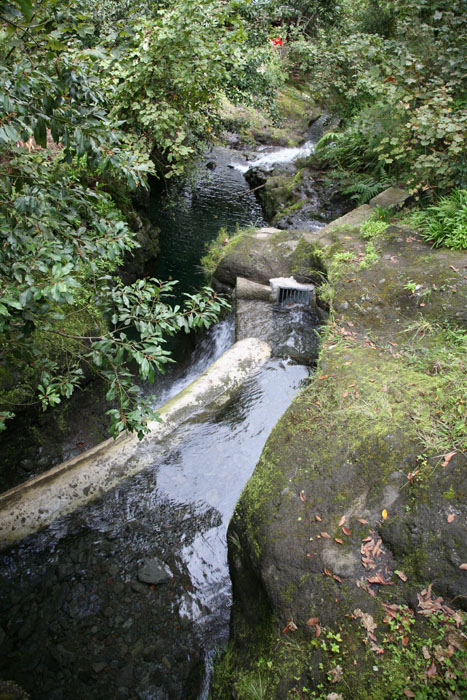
[0,139,323,700]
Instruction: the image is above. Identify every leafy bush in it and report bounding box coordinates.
[0,0,233,437]
[290,1,467,195]
[357,0,395,38]
[107,0,284,178]
[408,189,467,250]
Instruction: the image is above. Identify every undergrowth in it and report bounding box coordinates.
[407,189,467,250]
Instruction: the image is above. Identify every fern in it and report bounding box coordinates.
[409,189,467,250]
[315,130,346,151]
[340,173,392,205]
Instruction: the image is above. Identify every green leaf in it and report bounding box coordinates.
[33,117,47,148]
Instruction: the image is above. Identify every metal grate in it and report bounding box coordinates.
[277,287,314,306]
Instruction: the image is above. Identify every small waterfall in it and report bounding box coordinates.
[233,140,315,173]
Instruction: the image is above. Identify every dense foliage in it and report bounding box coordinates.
[291,0,466,197]
[408,189,467,251]
[0,0,277,437]
[107,0,284,177]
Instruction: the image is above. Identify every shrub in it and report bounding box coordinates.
[409,189,467,250]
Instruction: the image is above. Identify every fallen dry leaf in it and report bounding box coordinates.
[315,514,322,522]
[367,574,393,586]
[395,570,408,582]
[354,608,378,636]
[382,509,388,521]
[335,538,344,545]
[442,451,457,467]
[373,539,383,557]
[299,490,306,502]
[422,646,431,660]
[449,265,459,272]
[338,515,346,526]
[342,526,351,536]
[321,532,331,538]
[315,623,321,637]
[358,519,369,525]
[333,574,343,583]
[426,660,437,678]
[447,631,466,650]
[357,579,377,598]
[459,563,467,570]
[447,513,456,523]
[324,567,333,577]
[306,617,319,627]
[407,469,420,484]
[343,390,349,398]
[403,690,415,698]
[362,536,373,542]
[329,665,343,684]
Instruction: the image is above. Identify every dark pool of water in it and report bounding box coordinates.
[149,148,265,296]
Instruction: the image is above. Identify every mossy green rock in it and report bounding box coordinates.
[221,83,321,148]
[212,228,325,288]
[211,203,467,698]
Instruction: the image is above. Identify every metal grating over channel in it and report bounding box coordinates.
[277,287,314,306]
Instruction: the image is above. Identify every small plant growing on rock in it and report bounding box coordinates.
[408,189,467,250]
[361,219,389,239]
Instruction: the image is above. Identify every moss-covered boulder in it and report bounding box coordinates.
[245,165,352,229]
[210,227,326,288]
[210,200,467,699]
[220,83,321,149]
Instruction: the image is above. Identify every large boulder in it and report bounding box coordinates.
[212,228,326,288]
[211,198,467,699]
[245,165,352,230]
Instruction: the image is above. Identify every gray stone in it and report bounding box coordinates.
[137,558,173,585]
[369,187,410,210]
[236,277,273,302]
[130,581,148,595]
[92,661,107,673]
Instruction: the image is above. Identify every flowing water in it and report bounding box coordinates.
[233,114,328,174]
[0,143,322,699]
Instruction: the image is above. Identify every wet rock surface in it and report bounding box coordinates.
[0,379,112,493]
[245,164,352,230]
[0,357,312,699]
[213,228,326,289]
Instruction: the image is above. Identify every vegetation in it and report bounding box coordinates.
[212,605,466,699]
[294,1,466,203]
[407,189,467,251]
[0,0,283,437]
